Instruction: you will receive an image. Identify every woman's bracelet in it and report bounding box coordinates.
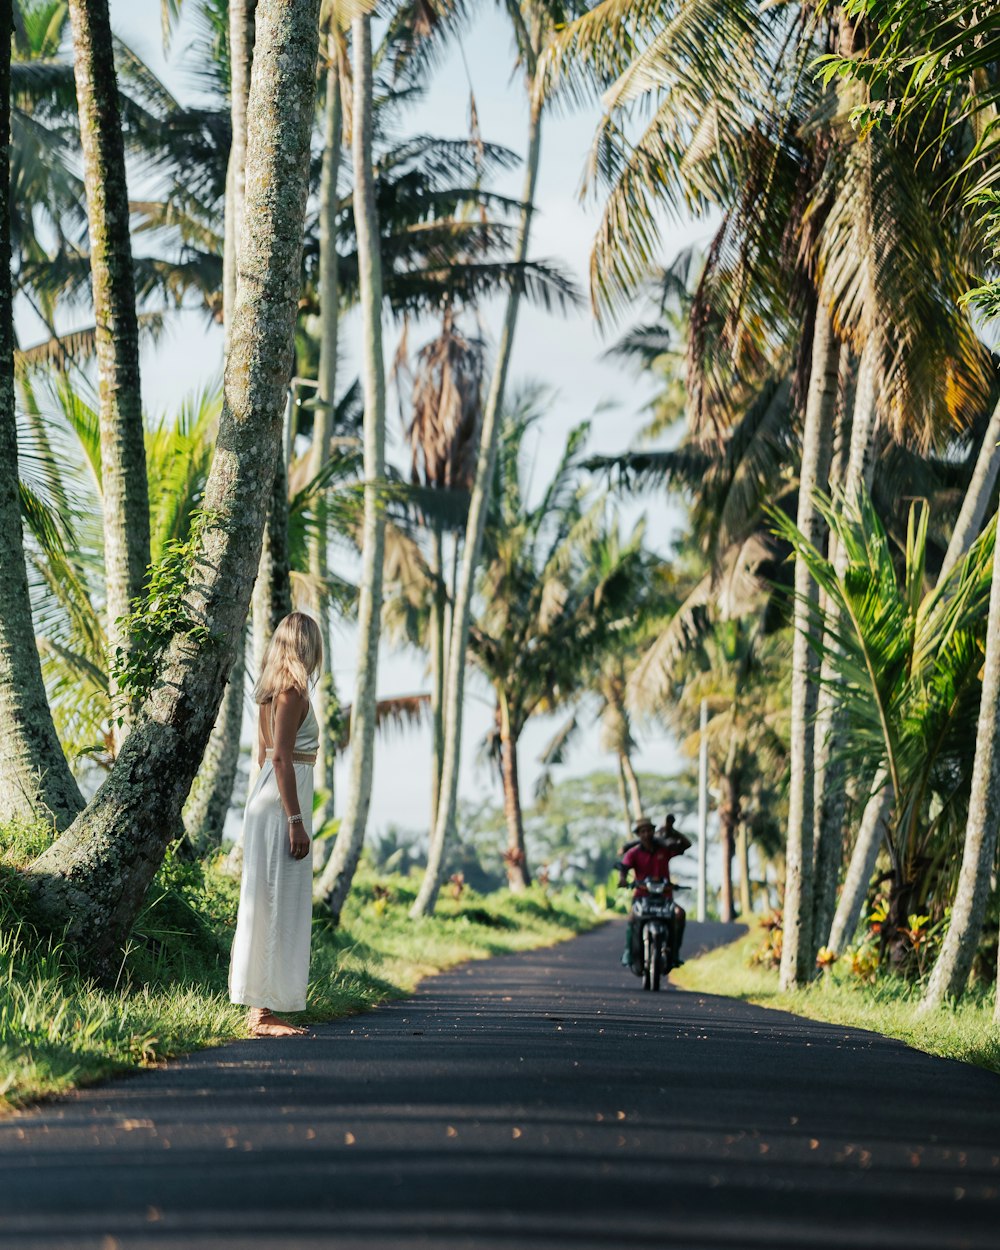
[287,813,304,825]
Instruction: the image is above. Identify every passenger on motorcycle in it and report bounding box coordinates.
[618,815,690,972]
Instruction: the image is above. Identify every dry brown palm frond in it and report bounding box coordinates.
[408,309,484,493]
[335,692,432,748]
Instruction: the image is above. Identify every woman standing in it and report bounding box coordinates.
[229,612,323,1037]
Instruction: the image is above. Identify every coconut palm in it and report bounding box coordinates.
[774,491,994,975]
[0,8,84,830]
[23,0,324,972]
[463,397,655,889]
[410,0,587,917]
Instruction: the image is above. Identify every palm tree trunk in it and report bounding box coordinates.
[429,521,446,829]
[499,702,530,891]
[410,92,544,919]
[620,749,643,822]
[719,771,737,924]
[192,0,257,852]
[940,394,1000,581]
[223,0,255,352]
[921,522,1000,1010]
[67,0,150,735]
[183,627,246,849]
[779,300,837,989]
[737,824,752,916]
[827,778,890,954]
[315,14,387,922]
[0,12,84,830]
[616,756,633,837]
[696,697,708,923]
[251,393,294,679]
[813,341,876,954]
[311,41,342,831]
[23,0,323,974]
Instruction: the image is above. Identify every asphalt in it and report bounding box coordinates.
[2,920,1000,1250]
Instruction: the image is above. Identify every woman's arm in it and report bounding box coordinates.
[270,688,310,859]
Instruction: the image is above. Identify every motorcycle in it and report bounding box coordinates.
[622,878,688,992]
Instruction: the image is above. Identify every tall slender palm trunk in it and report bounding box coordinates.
[813,341,878,951]
[940,394,1000,581]
[616,756,633,836]
[719,768,738,924]
[779,301,837,989]
[410,93,544,918]
[428,521,447,830]
[696,697,709,922]
[311,42,342,830]
[67,0,150,736]
[0,12,84,830]
[24,0,323,973]
[187,0,257,849]
[827,777,889,953]
[921,520,1000,1009]
[620,749,643,821]
[737,825,752,916]
[499,703,530,891]
[315,15,387,922]
[223,0,255,356]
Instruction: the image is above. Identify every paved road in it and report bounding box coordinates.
[3,921,1000,1250]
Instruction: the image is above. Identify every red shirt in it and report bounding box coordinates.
[622,842,680,897]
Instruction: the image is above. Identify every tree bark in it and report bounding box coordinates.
[223,0,255,351]
[410,92,544,918]
[779,300,837,989]
[616,755,633,837]
[67,0,150,737]
[500,705,530,891]
[620,749,643,822]
[940,394,1000,582]
[251,414,293,678]
[24,0,323,972]
[429,521,447,831]
[182,626,246,849]
[813,339,876,954]
[696,697,708,923]
[921,522,1000,1009]
[191,0,257,853]
[719,770,738,924]
[737,823,752,917]
[311,41,342,831]
[827,778,889,954]
[315,14,387,921]
[0,9,84,830]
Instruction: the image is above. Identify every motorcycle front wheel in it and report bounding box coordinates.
[650,944,662,992]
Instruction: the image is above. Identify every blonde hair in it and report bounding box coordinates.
[253,612,323,705]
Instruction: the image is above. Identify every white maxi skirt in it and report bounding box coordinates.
[228,761,314,1012]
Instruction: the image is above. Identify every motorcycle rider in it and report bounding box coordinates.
[618,815,690,972]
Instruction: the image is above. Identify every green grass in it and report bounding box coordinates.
[675,922,1000,1074]
[0,823,602,1113]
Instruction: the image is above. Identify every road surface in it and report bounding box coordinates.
[2,921,999,1249]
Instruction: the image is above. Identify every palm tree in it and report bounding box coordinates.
[411,0,584,916]
[774,492,993,974]
[66,0,150,733]
[315,11,388,922]
[0,6,84,830]
[24,0,324,974]
[464,400,654,889]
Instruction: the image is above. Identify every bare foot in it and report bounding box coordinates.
[248,1008,309,1037]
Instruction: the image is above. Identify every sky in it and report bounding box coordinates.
[75,2,720,846]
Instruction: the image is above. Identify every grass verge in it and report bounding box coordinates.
[1,827,602,1114]
[675,922,1000,1075]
